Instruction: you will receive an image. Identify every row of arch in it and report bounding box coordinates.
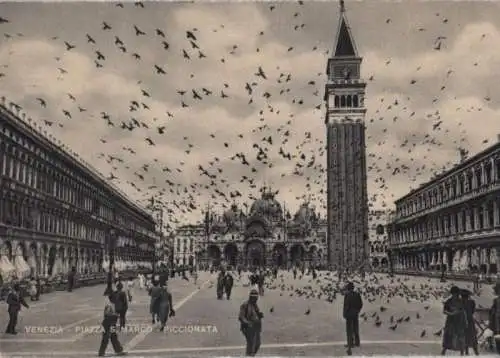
[200,240,324,268]
[0,239,148,281]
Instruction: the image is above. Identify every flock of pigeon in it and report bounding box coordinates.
[0,2,496,230]
[253,271,486,340]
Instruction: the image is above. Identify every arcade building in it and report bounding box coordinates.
[388,139,500,275]
[0,97,158,282]
[176,188,328,269]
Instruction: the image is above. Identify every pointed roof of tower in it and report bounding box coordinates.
[333,0,358,57]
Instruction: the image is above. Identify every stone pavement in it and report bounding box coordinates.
[0,271,495,356]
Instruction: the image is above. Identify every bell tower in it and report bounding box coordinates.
[324,0,369,271]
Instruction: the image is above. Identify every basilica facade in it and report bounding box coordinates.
[175,189,327,269]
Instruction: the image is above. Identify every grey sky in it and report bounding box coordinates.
[0,0,499,229]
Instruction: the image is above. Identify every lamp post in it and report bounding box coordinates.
[153,241,161,275]
[105,228,116,295]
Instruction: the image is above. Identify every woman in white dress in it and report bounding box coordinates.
[127,278,134,302]
[138,274,145,290]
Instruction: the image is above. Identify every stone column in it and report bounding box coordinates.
[486,248,491,274]
[481,163,486,186]
[42,253,49,276]
[473,207,480,230]
[472,169,477,189]
[495,201,500,227]
[492,157,497,183]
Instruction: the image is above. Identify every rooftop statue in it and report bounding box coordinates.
[222,203,244,233]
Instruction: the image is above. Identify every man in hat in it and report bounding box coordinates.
[5,283,29,334]
[343,282,363,353]
[239,289,263,356]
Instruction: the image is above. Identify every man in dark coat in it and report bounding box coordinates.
[5,283,29,334]
[257,271,265,296]
[114,282,128,330]
[224,272,234,300]
[216,270,225,300]
[67,266,76,292]
[343,282,363,353]
[239,289,263,356]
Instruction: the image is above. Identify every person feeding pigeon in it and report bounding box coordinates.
[238,289,263,357]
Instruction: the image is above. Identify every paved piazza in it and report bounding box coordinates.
[0,272,494,356]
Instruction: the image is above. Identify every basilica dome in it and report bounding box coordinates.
[249,189,283,219]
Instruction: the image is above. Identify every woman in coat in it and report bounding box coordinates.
[158,283,175,332]
[441,286,467,355]
[461,289,479,355]
[149,280,162,324]
[488,283,500,353]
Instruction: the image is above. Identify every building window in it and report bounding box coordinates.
[376,224,384,235]
[485,164,492,185]
[476,169,482,187]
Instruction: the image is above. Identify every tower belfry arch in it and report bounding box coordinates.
[324,0,369,271]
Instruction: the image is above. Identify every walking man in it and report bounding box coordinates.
[224,271,234,300]
[114,282,128,330]
[216,269,225,300]
[67,266,76,292]
[98,292,126,356]
[239,289,263,356]
[343,282,363,354]
[5,283,29,334]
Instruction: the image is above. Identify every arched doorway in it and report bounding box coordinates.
[272,244,287,268]
[207,244,221,267]
[223,243,238,267]
[290,244,304,265]
[246,240,265,267]
[372,257,380,268]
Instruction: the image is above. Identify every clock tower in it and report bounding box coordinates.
[324,0,369,271]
